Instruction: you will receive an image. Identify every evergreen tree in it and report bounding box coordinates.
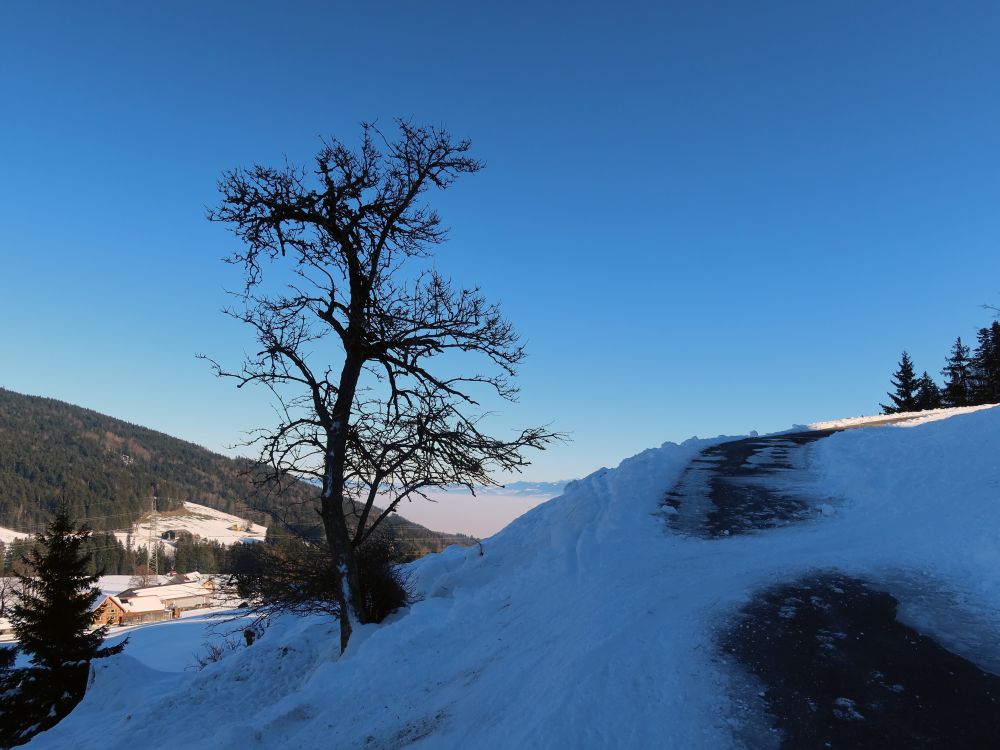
[173,535,228,573]
[914,371,942,411]
[0,510,125,745]
[880,351,919,414]
[10,511,122,669]
[941,337,973,407]
[970,322,1000,405]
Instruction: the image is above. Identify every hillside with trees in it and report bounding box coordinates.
[0,388,471,561]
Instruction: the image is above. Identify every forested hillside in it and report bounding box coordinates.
[0,388,471,558]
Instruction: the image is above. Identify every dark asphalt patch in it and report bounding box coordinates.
[665,431,837,538]
[719,572,1000,749]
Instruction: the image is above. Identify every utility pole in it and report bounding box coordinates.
[147,490,158,580]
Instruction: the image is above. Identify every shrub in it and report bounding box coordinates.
[226,529,413,625]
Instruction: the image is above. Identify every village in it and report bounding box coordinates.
[0,571,224,642]
[89,571,220,627]
[0,502,260,644]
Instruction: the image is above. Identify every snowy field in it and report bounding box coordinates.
[2,502,264,552]
[114,501,267,554]
[26,405,1000,749]
[0,526,28,545]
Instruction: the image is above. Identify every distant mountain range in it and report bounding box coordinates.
[494,479,572,497]
[0,388,471,557]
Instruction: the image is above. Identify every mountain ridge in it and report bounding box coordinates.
[0,387,471,557]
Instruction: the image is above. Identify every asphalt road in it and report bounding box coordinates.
[664,425,1000,748]
[664,429,838,538]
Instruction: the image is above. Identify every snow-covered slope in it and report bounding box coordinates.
[115,501,267,553]
[807,403,996,430]
[0,526,29,544]
[28,407,1000,749]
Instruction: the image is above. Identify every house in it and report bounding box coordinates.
[120,596,174,625]
[91,595,174,627]
[92,595,128,627]
[0,617,14,641]
[117,575,216,612]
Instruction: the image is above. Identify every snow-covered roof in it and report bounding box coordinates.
[120,580,212,601]
[170,571,204,583]
[123,596,166,614]
[92,593,167,615]
[91,595,126,613]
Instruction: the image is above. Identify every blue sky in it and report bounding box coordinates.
[2,2,1000,482]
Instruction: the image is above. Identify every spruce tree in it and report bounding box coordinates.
[11,511,122,668]
[914,371,942,411]
[880,351,919,414]
[970,322,1000,405]
[989,321,1000,401]
[0,510,125,745]
[941,337,973,407]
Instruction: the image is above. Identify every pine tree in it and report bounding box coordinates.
[11,511,122,668]
[880,351,919,414]
[0,510,125,745]
[941,337,973,407]
[914,371,942,411]
[970,322,1000,405]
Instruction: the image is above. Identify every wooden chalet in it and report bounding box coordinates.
[91,594,174,627]
[92,595,128,627]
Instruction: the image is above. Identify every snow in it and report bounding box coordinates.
[119,596,164,614]
[25,406,1000,749]
[98,575,158,597]
[832,697,865,722]
[90,595,123,613]
[114,501,267,554]
[119,580,212,604]
[100,610,249,672]
[807,403,996,430]
[0,525,29,544]
[2,502,264,560]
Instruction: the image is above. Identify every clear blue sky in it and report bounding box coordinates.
[2,2,1000,482]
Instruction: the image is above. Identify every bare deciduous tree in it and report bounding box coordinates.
[206,120,558,650]
[128,564,157,589]
[0,575,17,621]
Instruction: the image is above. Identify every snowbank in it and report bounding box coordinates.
[28,408,1000,749]
[807,403,995,430]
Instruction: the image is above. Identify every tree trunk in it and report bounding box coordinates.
[320,474,360,653]
[321,351,367,652]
